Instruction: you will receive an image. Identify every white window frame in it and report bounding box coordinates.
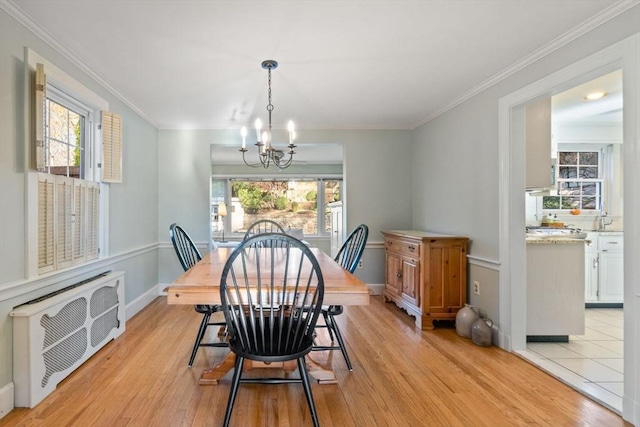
[211,175,343,240]
[25,48,110,278]
[44,85,95,179]
[543,149,604,212]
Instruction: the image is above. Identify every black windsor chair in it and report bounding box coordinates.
[243,219,286,240]
[169,223,228,367]
[219,233,324,427]
[312,224,368,371]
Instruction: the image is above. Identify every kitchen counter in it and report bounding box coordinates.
[526,238,591,244]
[526,239,585,340]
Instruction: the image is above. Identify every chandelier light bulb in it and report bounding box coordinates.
[255,118,262,140]
[241,126,247,149]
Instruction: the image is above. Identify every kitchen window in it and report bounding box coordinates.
[543,150,603,210]
[211,177,341,240]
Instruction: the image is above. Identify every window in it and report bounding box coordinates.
[543,151,602,210]
[211,178,341,240]
[44,87,86,178]
[27,50,113,277]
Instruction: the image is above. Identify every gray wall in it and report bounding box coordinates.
[157,129,413,286]
[0,9,159,391]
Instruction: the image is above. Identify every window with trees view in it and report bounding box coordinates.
[211,178,341,239]
[543,151,602,210]
[45,87,86,178]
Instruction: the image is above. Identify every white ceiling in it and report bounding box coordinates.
[7,0,627,136]
[552,70,623,124]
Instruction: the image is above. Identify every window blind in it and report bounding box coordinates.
[38,174,55,273]
[73,179,86,263]
[86,181,100,260]
[56,176,74,269]
[102,111,122,183]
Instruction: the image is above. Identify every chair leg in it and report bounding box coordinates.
[298,357,319,427]
[223,355,244,427]
[328,313,353,371]
[322,311,334,341]
[188,311,211,367]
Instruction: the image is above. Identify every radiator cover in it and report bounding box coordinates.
[11,271,126,408]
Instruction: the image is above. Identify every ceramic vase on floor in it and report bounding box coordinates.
[471,318,494,346]
[455,304,479,338]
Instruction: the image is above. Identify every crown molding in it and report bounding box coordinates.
[413,0,640,129]
[1,0,159,128]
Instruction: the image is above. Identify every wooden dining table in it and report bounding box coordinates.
[166,246,370,385]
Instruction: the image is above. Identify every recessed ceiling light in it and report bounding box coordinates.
[584,91,607,101]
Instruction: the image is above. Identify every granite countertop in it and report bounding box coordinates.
[526,237,591,244]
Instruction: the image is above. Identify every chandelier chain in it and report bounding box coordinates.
[267,66,273,129]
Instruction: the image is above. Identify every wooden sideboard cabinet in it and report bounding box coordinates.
[382,230,469,330]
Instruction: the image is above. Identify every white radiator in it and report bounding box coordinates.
[11,271,126,408]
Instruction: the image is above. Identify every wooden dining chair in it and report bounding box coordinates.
[169,223,228,367]
[219,233,324,427]
[313,224,368,371]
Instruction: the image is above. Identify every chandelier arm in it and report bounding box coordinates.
[274,151,295,169]
[240,148,263,168]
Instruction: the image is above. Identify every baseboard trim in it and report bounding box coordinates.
[0,382,14,419]
[125,285,161,321]
[367,283,384,296]
[585,302,623,308]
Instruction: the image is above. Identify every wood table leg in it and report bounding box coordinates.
[199,353,338,385]
[199,352,236,385]
[305,355,338,384]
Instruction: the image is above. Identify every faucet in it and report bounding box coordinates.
[599,211,613,231]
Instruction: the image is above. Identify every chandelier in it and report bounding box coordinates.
[240,60,297,169]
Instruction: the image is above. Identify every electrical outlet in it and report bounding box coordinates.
[473,280,480,295]
[358,260,363,269]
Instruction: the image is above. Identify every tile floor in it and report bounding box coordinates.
[518,308,624,414]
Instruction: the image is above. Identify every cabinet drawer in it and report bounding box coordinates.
[599,235,623,252]
[385,238,420,257]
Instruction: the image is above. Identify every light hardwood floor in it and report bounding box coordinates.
[3,296,629,426]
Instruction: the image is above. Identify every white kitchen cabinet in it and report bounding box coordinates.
[525,97,553,190]
[584,235,599,303]
[527,240,585,337]
[598,234,624,302]
[584,232,623,304]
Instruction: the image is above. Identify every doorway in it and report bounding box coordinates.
[498,34,639,422]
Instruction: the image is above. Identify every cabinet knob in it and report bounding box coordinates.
[396,271,402,278]
[408,246,415,251]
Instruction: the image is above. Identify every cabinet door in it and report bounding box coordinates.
[584,252,599,303]
[401,257,420,306]
[525,97,552,189]
[599,251,623,302]
[426,243,466,314]
[385,251,403,297]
